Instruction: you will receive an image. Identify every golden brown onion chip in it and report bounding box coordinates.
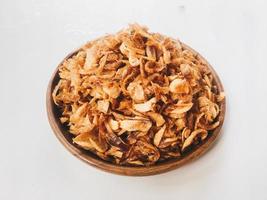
[52,24,223,166]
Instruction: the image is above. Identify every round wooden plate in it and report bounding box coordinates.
[46,42,226,176]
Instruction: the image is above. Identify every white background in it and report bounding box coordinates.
[1,0,267,199]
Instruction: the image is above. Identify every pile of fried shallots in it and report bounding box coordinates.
[53,24,224,166]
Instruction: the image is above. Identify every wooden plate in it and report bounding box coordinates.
[46,43,226,176]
